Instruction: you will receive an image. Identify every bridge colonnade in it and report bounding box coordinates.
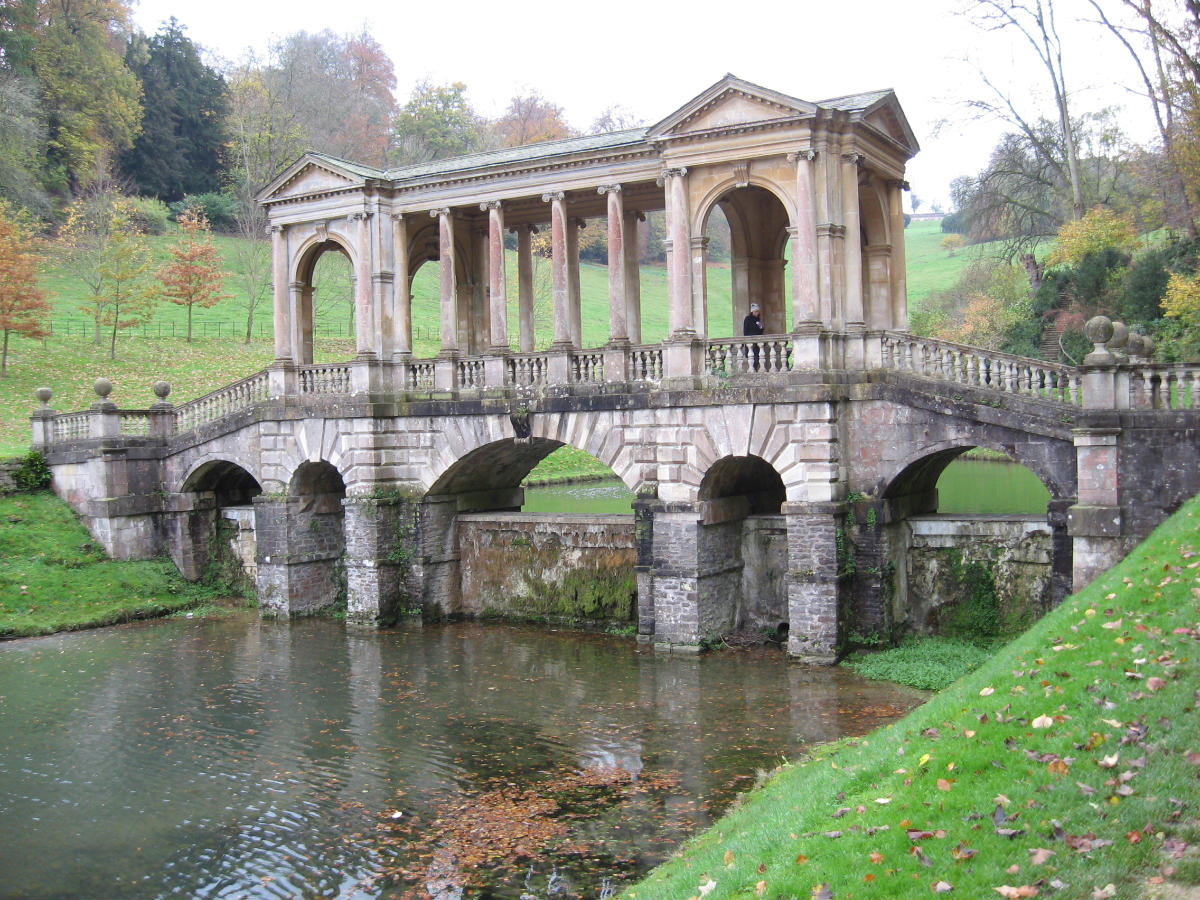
[258,76,918,397]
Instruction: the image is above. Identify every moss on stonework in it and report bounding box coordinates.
[485,567,636,627]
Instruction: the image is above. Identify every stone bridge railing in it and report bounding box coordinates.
[880,333,1083,406]
[30,320,1200,448]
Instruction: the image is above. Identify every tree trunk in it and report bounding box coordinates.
[187,304,193,343]
[2,329,9,376]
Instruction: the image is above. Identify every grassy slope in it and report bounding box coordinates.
[627,493,1200,900]
[0,491,227,636]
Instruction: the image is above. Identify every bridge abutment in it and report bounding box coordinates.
[783,504,842,664]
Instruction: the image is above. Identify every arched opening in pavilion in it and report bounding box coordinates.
[702,186,793,337]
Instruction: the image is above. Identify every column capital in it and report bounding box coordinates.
[842,152,864,167]
[571,217,588,229]
[541,191,565,202]
[508,223,539,235]
[689,235,709,250]
[597,183,622,195]
[390,212,405,223]
[658,166,688,185]
[886,179,911,191]
[786,148,818,163]
[349,210,372,222]
[430,207,451,218]
[480,200,503,212]
[265,223,284,235]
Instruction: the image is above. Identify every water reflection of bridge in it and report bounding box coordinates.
[32,75,1200,662]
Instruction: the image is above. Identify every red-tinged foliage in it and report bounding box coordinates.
[159,207,230,342]
[0,202,50,376]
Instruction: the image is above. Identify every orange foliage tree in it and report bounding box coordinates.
[158,206,229,342]
[0,201,50,375]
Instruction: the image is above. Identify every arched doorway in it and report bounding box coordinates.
[294,239,353,365]
[697,455,788,641]
[703,186,792,336]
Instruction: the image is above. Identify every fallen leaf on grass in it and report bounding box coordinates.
[869,851,884,864]
[811,884,832,900]
[1029,848,1056,865]
[994,885,1038,898]
[1091,885,1116,899]
[933,880,954,893]
[755,880,767,896]
[795,854,808,865]
[1032,714,1054,729]
[952,841,978,861]
[938,778,954,791]
[1098,754,1119,768]
[698,878,717,898]
[1147,676,1168,691]
[724,850,734,867]
[980,687,995,696]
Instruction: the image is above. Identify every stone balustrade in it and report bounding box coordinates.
[881,332,1081,406]
[174,371,270,431]
[35,320,1191,449]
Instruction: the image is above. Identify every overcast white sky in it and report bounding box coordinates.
[130,0,1155,212]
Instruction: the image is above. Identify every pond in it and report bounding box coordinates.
[0,617,925,900]
[523,456,1051,516]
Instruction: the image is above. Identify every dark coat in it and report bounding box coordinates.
[743,313,764,336]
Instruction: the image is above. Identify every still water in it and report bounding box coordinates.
[523,457,1051,516]
[0,617,925,900]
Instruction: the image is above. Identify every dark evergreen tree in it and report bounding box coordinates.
[122,19,227,202]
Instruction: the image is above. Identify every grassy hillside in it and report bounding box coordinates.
[627,491,1200,900]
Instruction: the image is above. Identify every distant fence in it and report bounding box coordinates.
[47,319,435,342]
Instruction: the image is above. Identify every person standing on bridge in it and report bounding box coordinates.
[743,303,764,371]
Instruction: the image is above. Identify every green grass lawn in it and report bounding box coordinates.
[0,490,230,637]
[626,491,1200,900]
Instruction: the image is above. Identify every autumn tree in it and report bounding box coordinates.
[96,198,155,358]
[0,199,50,374]
[390,80,482,164]
[492,90,574,147]
[28,0,144,194]
[58,185,122,343]
[1046,206,1138,267]
[158,205,228,341]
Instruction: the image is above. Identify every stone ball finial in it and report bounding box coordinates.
[35,387,52,407]
[1084,315,1113,347]
[152,380,171,401]
[1108,321,1129,352]
[94,377,113,400]
[1140,335,1155,358]
[1125,333,1145,358]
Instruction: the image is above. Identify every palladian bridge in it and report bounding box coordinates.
[32,76,1200,662]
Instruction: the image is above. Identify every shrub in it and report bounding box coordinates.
[169,192,239,232]
[127,197,171,235]
[843,636,990,691]
[12,450,51,491]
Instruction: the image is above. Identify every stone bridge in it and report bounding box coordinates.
[29,76,1200,661]
[33,326,1200,662]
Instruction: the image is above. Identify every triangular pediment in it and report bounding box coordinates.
[258,152,379,204]
[647,75,816,139]
[861,97,920,155]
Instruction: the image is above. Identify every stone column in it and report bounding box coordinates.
[482,201,509,351]
[887,180,908,331]
[813,131,839,328]
[690,236,709,338]
[599,185,628,344]
[433,208,458,391]
[788,150,820,327]
[649,504,704,650]
[515,224,536,353]
[352,211,375,358]
[270,224,291,362]
[291,280,313,366]
[482,201,508,388]
[624,210,643,345]
[568,217,584,348]
[471,223,490,356]
[663,167,694,338]
[865,246,892,330]
[542,192,572,384]
[543,192,572,348]
[841,153,865,330]
[433,209,458,352]
[391,214,412,390]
